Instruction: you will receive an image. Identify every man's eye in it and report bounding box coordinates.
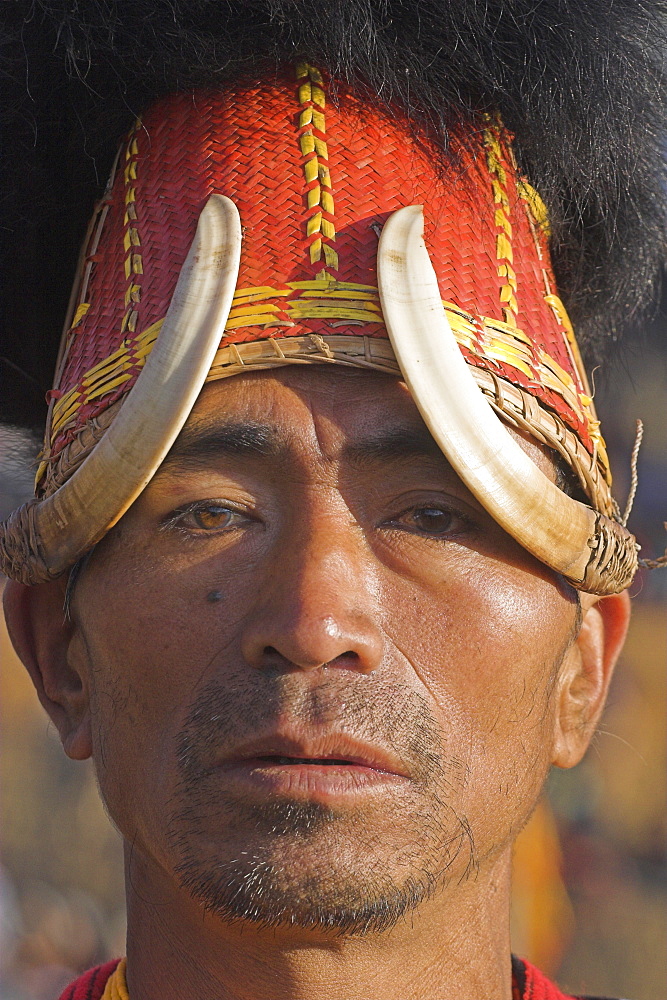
[388,505,467,538]
[164,502,251,533]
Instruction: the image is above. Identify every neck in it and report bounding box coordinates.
[124,847,514,1000]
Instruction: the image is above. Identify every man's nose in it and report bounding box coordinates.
[240,515,384,674]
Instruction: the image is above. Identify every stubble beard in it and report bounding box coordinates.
[165,673,481,936]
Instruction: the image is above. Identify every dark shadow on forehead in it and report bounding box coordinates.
[158,421,285,475]
[343,427,447,467]
[158,416,452,478]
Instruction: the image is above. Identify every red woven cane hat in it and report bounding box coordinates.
[45,73,605,475]
[1,2,665,592]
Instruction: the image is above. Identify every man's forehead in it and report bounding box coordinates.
[160,366,557,482]
[160,368,446,471]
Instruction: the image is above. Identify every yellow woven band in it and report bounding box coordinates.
[48,278,607,484]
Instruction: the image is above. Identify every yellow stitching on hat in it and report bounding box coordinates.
[519,181,610,479]
[86,372,133,401]
[517,179,550,236]
[50,393,83,436]
[70,303,90,328]
[544,292,596,406]
[49,291,584,433]
[484,125,518,325]
[50,320,161,438]
[121,122,143,336]
[483,337,534,379]
[50,280,592,454]
[37,149,123,485]
[296,63,339,273]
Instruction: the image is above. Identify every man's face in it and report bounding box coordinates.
[68,367,580,934]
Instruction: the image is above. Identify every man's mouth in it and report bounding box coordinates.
[215,738,410,799]
[252,755,387,768]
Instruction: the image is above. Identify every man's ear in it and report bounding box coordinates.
[3,579,92,761]
[552,590,631,769]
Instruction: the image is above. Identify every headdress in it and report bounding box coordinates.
[1,1,666,593]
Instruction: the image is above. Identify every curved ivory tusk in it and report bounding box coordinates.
[29,194,242,577]
[377,205,600,584]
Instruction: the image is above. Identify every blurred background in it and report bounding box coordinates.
[1,325,665,1000]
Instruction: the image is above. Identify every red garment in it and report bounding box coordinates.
[510,956,621,1000]
[57,961,120,1000]
[57,956,621,1000]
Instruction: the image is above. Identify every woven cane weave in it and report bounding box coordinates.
[38,64,611,515]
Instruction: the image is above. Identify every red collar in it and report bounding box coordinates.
[58,956,616,1000]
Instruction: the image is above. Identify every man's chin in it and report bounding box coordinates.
[172,844,436,936]
[166,796,470,936]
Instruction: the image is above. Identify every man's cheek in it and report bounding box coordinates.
[88,668,182,859]
[382,577,565,773]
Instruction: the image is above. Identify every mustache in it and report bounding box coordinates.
[166,671,480,933]
[175,671,445,786]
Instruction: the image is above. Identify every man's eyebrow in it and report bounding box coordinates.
[343,427,445,465]
[157,421,448,475]
[158,421,283,473]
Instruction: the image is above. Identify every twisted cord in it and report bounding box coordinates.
[621,419,644,526]
[638,523,667,571]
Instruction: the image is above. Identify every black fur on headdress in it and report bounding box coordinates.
[2,0,666,428]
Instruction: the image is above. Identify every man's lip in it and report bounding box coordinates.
[217,734,409,778]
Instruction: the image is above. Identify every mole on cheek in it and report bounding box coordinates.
[206,590,224,603]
